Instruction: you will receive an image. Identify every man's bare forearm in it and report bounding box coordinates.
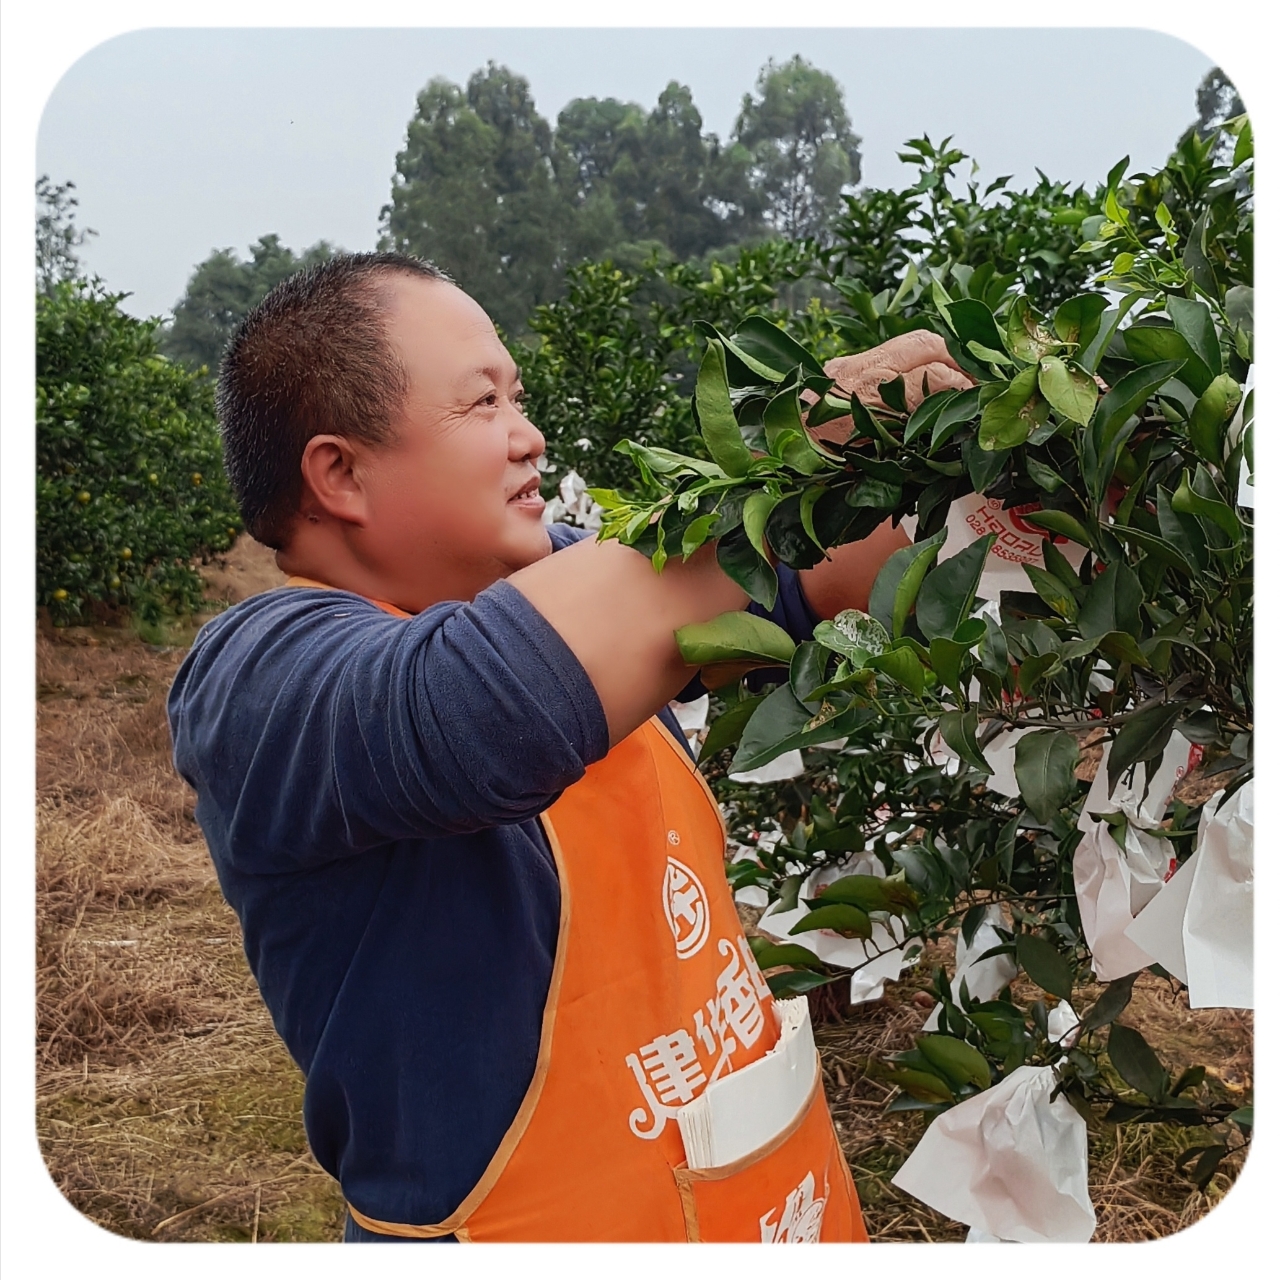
[508,536,747,746]
[798,518,911,620]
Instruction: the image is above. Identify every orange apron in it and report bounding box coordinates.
[289,578,868,1242]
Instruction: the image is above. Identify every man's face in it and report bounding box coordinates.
[357,276,552,604]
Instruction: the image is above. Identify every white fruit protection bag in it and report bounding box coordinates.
[902,491,1088,600]
[1071,733,1198,981]
[892,1065,1096,1243]
[922,904,1017,1031]
[1124,780,1253,1009]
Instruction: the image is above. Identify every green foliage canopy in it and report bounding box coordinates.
[597,112,1253,1172]
[38,281,241,624]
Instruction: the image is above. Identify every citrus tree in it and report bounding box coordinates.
[595,115,1253,1190]
[37,280,240,625]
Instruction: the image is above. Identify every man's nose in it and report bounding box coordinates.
[509,403,546,461]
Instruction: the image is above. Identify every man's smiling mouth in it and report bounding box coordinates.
[508,475,545,506]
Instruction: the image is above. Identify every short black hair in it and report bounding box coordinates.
[216,252,450,548]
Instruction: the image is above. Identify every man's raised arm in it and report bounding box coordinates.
[508,536,747,747]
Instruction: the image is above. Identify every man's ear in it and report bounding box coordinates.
[298,434,370,528]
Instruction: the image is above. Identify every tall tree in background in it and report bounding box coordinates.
[731,55,862,242]
[1190,66,1245,164]
[557,83,746,263]
[161,234,335,373]
[36,176,97,296]
[381,63,567,334]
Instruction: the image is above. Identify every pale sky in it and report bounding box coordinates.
[37,27,1215,320]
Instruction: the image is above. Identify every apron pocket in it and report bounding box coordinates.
[673,1080,862,1242]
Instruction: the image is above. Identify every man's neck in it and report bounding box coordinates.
[276,523,499,614]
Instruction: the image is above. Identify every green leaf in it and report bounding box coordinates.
[1038,356,1098,425]
[819,875,917,914]
[695,340,753,478]
[1108,1023,1169,1099]
[867,643,927,696]
[1171,472,1241,541]
[732,315,825,379]
[1107,698,1190,792]
[947,298,1007,353]
[789,902,873,939]
[1229,1106,1253,1131]
[996,815,1018,879]
[964,439,1011,492]
[1053,292,1108,350]
[742,491,781,562]
[1080,973,1137,1032]
[1225,285,1253,336]
[1019,508,1097,552]
[939,708,992,774]
[867,528,947,637]
[929,636,970,695]
[680,512,719,558]
[731,688,869,773]
[882,1066,955,1104]
[1006,296,1060,361]
[915,534,995,641]
[1024,564,1079,621]
[767,969,833,998]
[752,942,824,970]
[675,612,796,667]
[716,526,778,610]
[877,375,909,415]
[789,640,829,705]
[1187,374,1243,467]
[1087,360,1184,500]
[1122,326,1212,397]
[612,440,725,478]
[1016,651,1063,695]
[918,1034,992,1091]
[813,609,889,662]
[904,388,958,445]
[1014,729,1080,823]
[1157,487,1208,573]
[1112,524,1195,577]
[1078,560,1142,640]
[798,485,826,550]
[848,477,903,509]
[929,386,981,450]
[1167,295,1221,377]
[731,684,811,771]
[700,693,767,758]
[979,365,1046,450]
[1015,933,1075,1002]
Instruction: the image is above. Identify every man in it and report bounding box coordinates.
[168,253,968,1242]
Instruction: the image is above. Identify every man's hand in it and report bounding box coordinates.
[798,331,976,618]
[810,330,974,446]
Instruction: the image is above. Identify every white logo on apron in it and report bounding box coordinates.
[760,1170,827,1242]
[663,856,710,960]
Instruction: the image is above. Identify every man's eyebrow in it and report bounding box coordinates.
[455,365,522,390]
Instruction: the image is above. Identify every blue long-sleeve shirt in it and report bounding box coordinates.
[167,525,818,1236]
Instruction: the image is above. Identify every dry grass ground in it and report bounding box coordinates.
[34,538,1250,1243]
